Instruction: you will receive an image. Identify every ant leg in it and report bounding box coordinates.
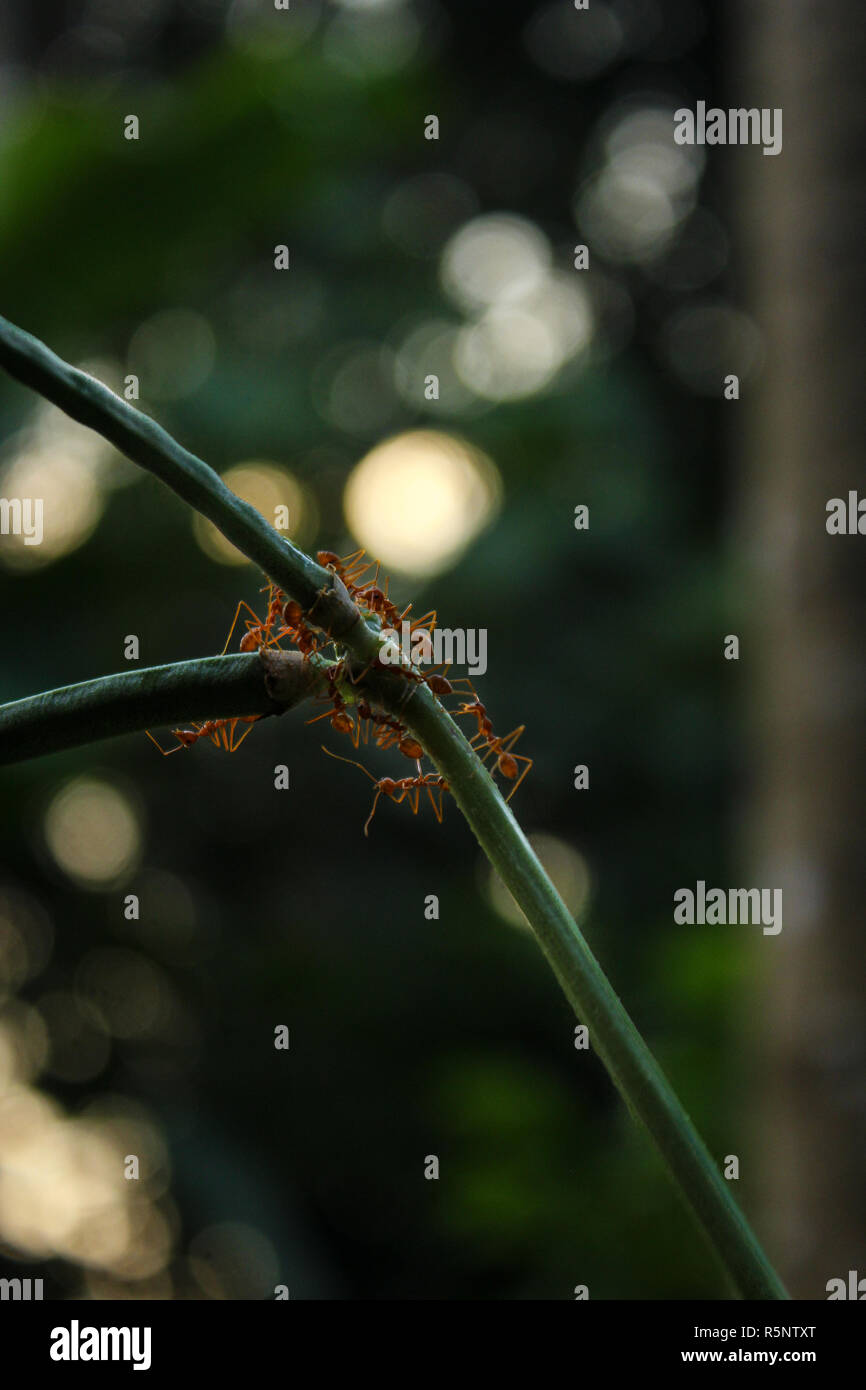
[346,653,381,687]
[504,755,533,802]
[192,721,221,749]
[344,558,375,592]
[448,677,480,701]
[497,725,527,754]
[229,716,261,752]
[146,730,186,756]
[260,623,289,650]
[374,726,402,751]
[321,745,378,783]
[339,546,368,582]
[497,741,531,796]
[363,785,383,836]
[305,708,338,727]
[494,726,532,801]
[424,661,452,680]
[409,610,437,634]
[259,579,284,605]
[362,561,381,591]
[221,601,267,656]
[425,783,444,822]
[388,783,415,814]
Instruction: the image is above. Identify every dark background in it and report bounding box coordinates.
[0,0,862,1300]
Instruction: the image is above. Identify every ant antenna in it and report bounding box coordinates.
[320,745,378,783]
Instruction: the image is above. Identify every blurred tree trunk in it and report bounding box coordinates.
[736,2,866,1296]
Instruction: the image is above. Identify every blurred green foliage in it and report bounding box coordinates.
[0,1,750,1298]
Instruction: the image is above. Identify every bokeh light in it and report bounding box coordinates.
[323,2,424,77]
[0,886,53,995]
[188,1221,279,1300]
[455,307,561,401]
[75,948,170,1041]
[523,0,624,82]
[393,318,481,415]
[486,833,592,930]
[44,778,142,888]
[127,309,216,402]
[0,1087,171,1276]
[192,462,311,564]
[441,214,552,314]
[574,103,703,263]
[0,450,101,571]
[39,991,111,1084]
[0,362,129,572]
[455,273,593,401]
[313,342,401,438]
[0,1000,50,1087]
[659,300,764,395]
[343,429,501,577]
[440,215,594,400]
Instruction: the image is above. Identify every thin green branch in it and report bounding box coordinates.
[0,314,787,1298]
[0,651,322,764]
[0,314,346,620]
[402,692,789,1299]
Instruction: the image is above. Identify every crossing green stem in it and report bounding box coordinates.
[0,313,788,1298]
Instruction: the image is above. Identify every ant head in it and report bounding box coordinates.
[380,778,397,795]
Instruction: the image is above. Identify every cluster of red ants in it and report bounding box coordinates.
[148,547,531,833]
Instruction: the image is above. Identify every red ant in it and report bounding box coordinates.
[349,702,406,753]
[371,720,425,761]
[282,598,321,659]
[353,564,410,630]
[221,581,290,655]
[322,746,448,834]
[305,662,355,736]
[319,546,424,633]
[476,724,532,800]
[146,716,262,755]
[316,546,370,590]
[148,586,285,756]
[306,671,424,761]
[222,576,324,662]
[451,681,532,801]
[397,659,452,696]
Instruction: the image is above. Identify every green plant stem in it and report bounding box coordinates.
[0,652,322,764]
[0,315,332,612]
[402,690,789,1299]
[0,313,788,1298]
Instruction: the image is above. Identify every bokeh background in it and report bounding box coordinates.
[0,0,863,1300]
